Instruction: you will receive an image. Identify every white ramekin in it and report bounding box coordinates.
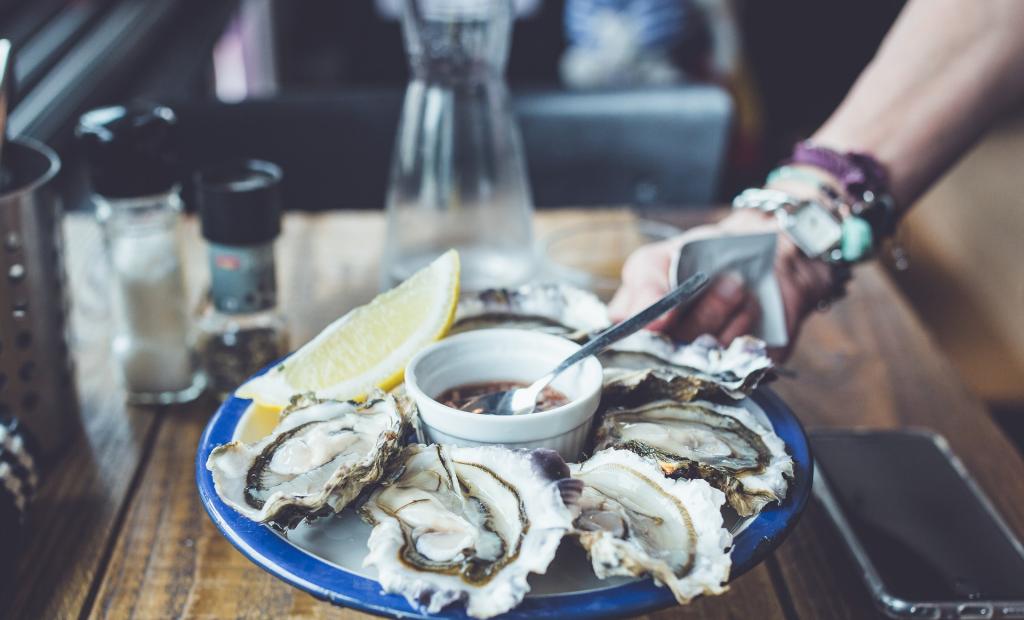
[404,328,604,461]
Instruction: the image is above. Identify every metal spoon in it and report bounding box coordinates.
[462,272,710,416]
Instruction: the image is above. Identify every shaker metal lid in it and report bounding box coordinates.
[75,102,180,198]
[196,159,283,246]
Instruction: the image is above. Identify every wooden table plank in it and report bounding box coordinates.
[85,209,787,620]
[764,502,882,619]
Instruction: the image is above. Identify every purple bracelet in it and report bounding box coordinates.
[789,141,898,236]
[792,141,889,197]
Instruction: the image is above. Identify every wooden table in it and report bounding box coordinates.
[7,208,1024,620]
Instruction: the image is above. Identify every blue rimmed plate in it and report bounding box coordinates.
[196,382,812,619]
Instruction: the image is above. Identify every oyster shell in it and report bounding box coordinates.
[572,449,731,603]
[601,332,773,402]
[592,396,792,516]
[360,444,581,618]
[450,283,609,342]
[206,392,407,529]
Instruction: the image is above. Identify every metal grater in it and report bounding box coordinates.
[0,139,78,458]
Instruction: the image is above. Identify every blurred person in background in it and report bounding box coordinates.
[560,0,695,87]
[611,0,1024,359]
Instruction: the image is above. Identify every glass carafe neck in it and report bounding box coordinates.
[401,0,512,82]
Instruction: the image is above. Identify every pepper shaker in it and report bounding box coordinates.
[195,160,288,400]
[76,104,204,405]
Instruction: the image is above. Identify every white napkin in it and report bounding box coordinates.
[669,231,788,347]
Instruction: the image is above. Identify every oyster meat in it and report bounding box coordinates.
[572,449,731,604]
[207,392,407,529]
[360,444,581,618]
[592,397,792,516]
[450,283,609,342]
[601,332,773,402]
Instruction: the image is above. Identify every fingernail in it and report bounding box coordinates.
[713,271,745,300]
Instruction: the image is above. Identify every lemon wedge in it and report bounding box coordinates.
[237,249,460,408]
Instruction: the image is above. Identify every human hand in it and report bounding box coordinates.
[607,210,839,361]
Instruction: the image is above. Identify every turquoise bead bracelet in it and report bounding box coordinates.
[766,165,828,189]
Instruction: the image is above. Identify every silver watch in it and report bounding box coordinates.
[732,188,844,262]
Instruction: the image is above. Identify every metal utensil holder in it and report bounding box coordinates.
[0,138,78,458]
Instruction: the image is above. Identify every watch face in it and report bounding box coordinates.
[782,202,842,258]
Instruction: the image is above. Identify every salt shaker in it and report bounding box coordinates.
[195,160,288,400]
[76,103,204,404]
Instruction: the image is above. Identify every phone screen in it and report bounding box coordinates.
[812,431,1024,602]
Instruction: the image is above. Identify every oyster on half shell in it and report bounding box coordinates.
[206,392,407,529]
[592,396,792,516]
[360,444,581,619]
[450,283,610,342]
[601,332,773,402]
[572,449,732,604]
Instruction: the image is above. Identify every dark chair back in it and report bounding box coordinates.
[174,86,732,210]
[518,86,732,207]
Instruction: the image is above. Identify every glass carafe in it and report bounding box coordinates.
[382,0,535,291]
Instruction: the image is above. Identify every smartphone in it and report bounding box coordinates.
[811,429,1024,619]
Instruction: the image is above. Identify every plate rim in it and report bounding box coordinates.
[195,384,812,620]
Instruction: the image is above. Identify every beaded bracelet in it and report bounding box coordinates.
[765,165,828,192]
